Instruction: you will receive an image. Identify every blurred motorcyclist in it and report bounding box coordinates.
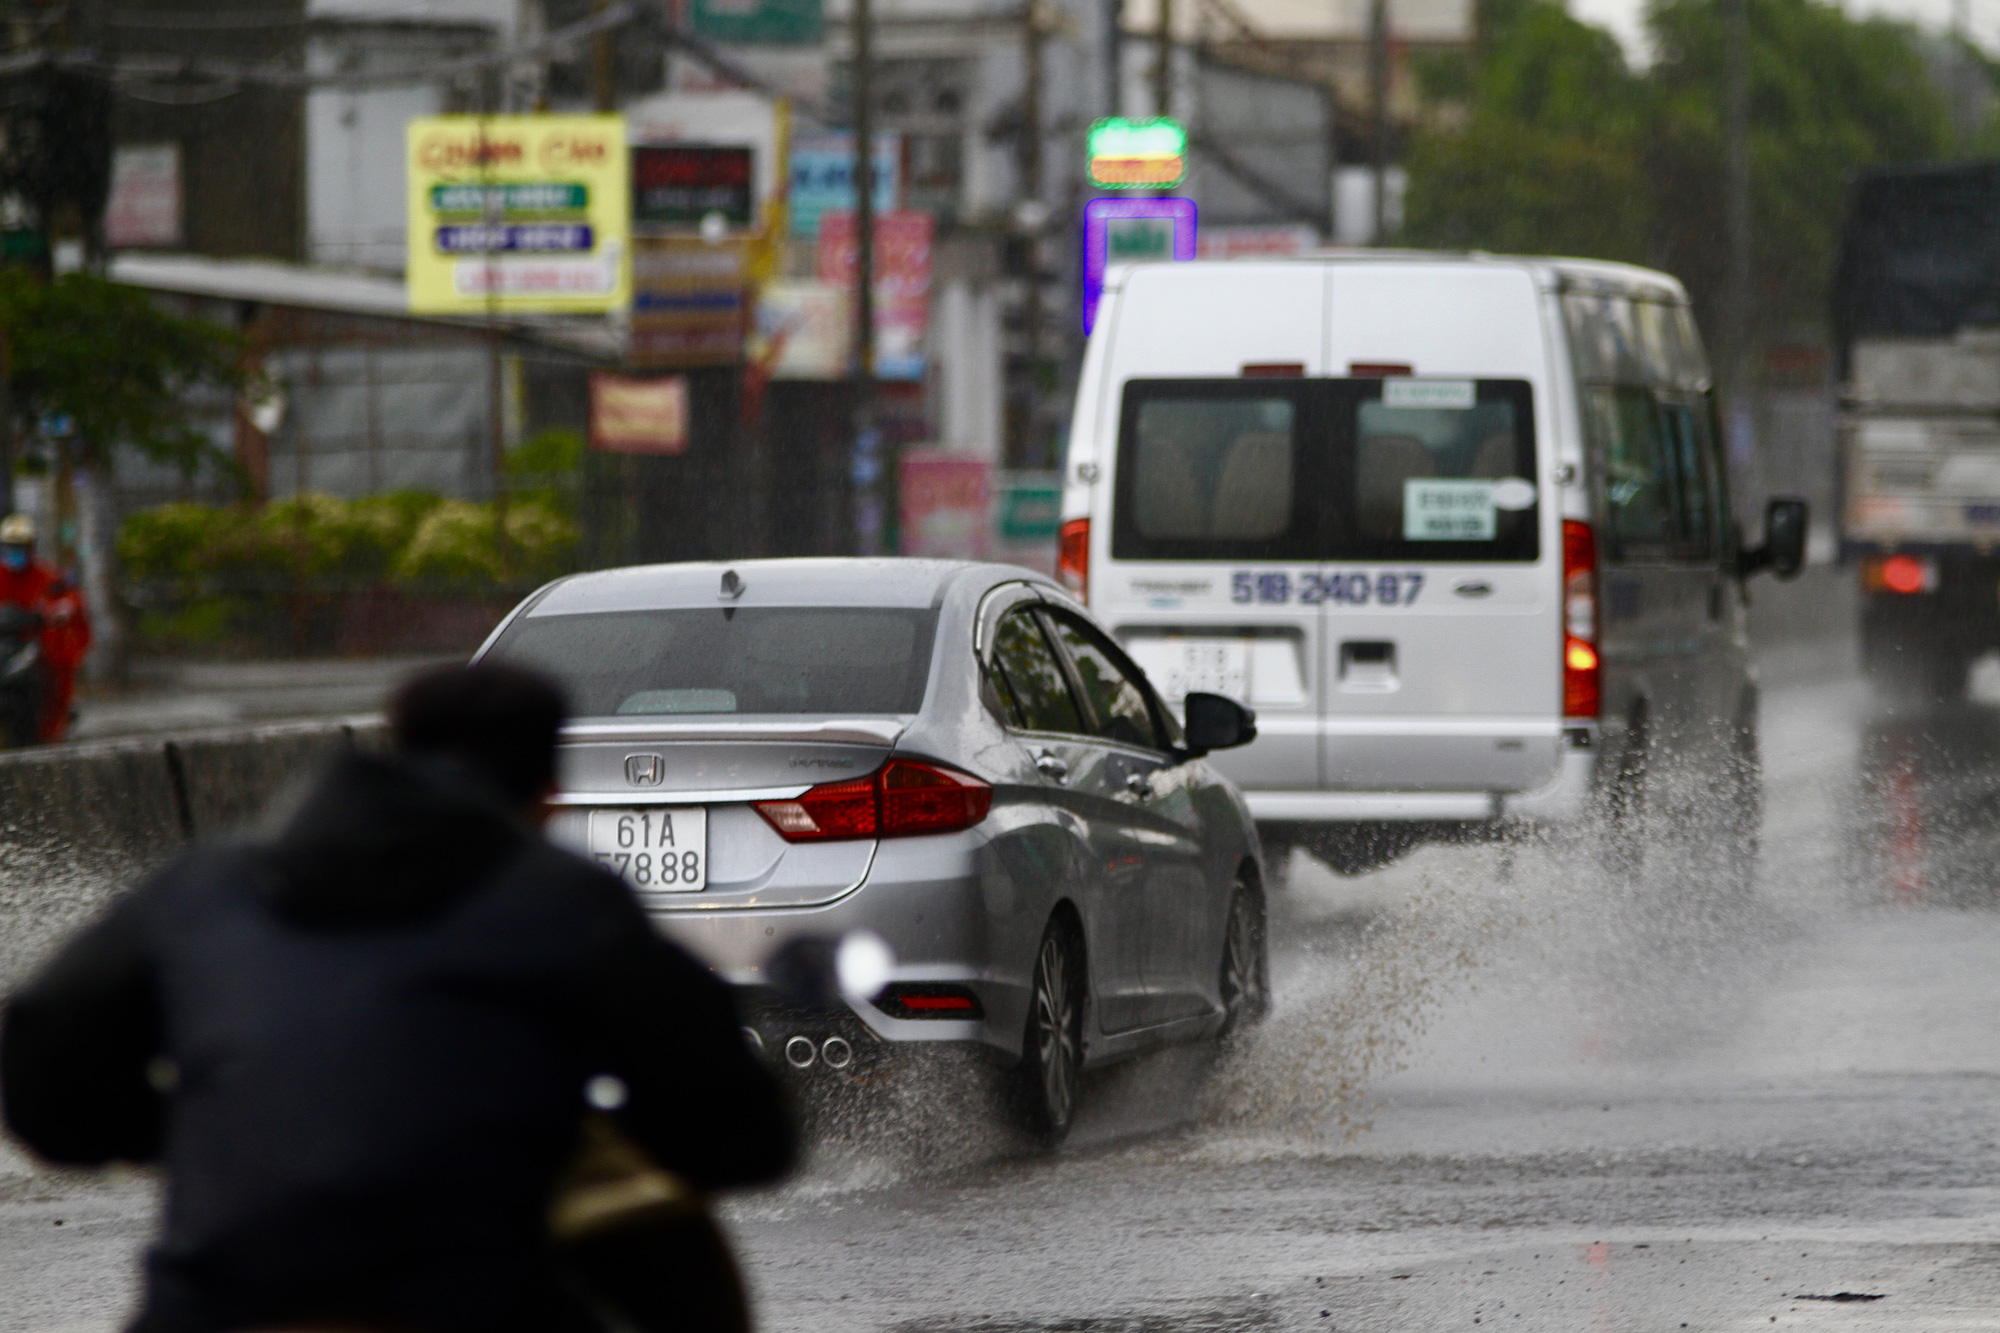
[0,662,795,1333]
[0,513,89,743]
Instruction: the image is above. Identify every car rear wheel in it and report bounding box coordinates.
[1216,883,1269,1038]
[1014,918,1084,1146]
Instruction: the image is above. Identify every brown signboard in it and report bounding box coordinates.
[590,372,689,454]
[629,235,751,366]
[633,144,755,229]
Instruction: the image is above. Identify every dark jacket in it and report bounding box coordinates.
[0,751,794,1333]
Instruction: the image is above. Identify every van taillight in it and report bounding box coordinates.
[1058,518,1090,601]
[1861,553,1935,594]
[753,759,993,842]
[1562,519,1600,719]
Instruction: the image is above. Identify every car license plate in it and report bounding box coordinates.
[584,807,707,893]
[1135,638,1249,703]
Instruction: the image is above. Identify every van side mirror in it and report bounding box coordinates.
[1182,692,1257,757]
[1738,497,1807,581]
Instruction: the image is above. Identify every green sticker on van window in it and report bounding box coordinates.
[1405,479,1496,540]
[1383,379,1476,410]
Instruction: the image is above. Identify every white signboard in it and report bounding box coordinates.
[1405,479,1497,540]
[105,144,182,249]
[1384,378,1476,410]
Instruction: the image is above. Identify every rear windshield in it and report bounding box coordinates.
[1112,377,1539,562]
[487,606,938,717]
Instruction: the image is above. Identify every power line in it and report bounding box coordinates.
[0,2,638,90]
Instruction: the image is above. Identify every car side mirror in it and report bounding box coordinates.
[1182,692,1257,757]
[1738,496,1807,581]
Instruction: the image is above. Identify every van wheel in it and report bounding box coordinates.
[1217,883,1269,1038]
[1013,918,1085,1147]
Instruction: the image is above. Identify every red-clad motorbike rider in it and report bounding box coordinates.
[0,513,90,743]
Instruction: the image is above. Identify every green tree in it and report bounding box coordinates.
[0,270,247,474]
[0,271,250,675]
[1404,1,1651,263]
[1404,0,1952,360]
[1648,0,1951,346]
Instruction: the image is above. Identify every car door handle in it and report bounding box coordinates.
[1125,770,1153,797]
[1033,749,1069,783]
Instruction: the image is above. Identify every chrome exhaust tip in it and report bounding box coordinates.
[821,1036,854,1070]
[783,1035,818,1068]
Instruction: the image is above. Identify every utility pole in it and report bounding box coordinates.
[590,0,634,560]
[592,0,617,113]
[1368,0,1389,244]
[851,0,882,553]
[1723,0,1750,398]
[1155,0,1172,116]
[1021,0,1046,470]
[1107,0,1124,117]
[1955,0,1973,141]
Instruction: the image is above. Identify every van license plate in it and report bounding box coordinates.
[1159,639,1249,703]
[586,807,707,893]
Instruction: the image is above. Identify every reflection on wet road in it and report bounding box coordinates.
[1852,679,2000,910]
[9,667,2000,1331]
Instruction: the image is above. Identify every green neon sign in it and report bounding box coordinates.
[429,182,589,215]
[1086,117,1188,189]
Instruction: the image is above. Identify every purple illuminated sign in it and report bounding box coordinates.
[1082,196,1197,334]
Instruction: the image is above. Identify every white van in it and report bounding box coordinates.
[1057,253,1805,874]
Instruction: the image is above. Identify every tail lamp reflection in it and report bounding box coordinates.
[872,983,985,1020]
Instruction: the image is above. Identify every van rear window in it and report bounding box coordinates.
[1111,378,1539,563]
[1130,396,1297,542]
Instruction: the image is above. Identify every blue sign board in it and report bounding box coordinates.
[789,132,900,238]
[1082,196,1197,333]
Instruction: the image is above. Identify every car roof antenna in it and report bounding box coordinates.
[719,569,745,600]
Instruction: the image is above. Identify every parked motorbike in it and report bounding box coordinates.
[0,605,46,747]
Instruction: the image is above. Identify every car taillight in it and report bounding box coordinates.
[1562,519,1599,719]
[1862,553,1935,595]
[753,759,993,842]
[1058,517,1089,601]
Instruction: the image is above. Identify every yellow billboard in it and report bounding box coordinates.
[406,114,629,315]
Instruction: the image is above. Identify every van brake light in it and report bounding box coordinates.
[1058,517,1090,602]
[753,759,993,842]
[1562,519,1600,719]
[1862,553,1935,595]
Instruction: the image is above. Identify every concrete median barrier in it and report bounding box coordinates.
[166,721,359,838]
[0,717,379,995]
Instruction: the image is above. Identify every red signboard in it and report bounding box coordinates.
[815,209,933,380]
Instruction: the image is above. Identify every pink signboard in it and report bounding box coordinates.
[899,449,990,559]
[816,209,933,380]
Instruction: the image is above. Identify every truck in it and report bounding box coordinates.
[1835,162,2000,698]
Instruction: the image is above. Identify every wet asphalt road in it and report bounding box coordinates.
[6,666,2000,1332]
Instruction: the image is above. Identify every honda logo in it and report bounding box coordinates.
[624,754,666,787]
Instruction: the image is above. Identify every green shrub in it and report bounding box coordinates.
[120,503,245,583]
[393,499,506,589]
[122,487,577,602]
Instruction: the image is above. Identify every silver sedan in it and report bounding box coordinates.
[477,558,1268,1143]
